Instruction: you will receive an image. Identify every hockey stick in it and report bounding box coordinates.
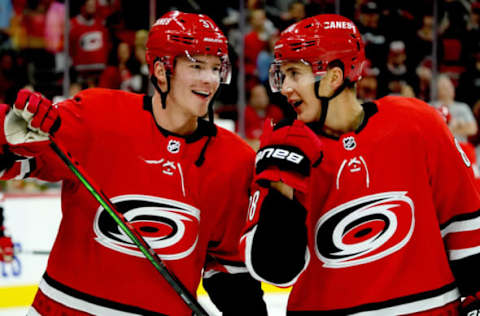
[48,138,209,316]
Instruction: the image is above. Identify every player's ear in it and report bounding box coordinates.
[154,61,168,92]
[329,66,344,90]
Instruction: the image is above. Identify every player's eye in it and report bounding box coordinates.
[190,64,203,70]
[287,70,299,80]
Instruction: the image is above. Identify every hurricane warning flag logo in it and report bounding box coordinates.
[94,195,200,260]
[315,191,414,268]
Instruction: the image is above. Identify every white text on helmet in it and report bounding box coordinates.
[203,38,223,43]
[323,21,355,32]
[154,18,171,26]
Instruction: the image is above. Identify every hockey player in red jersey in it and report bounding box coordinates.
[0,11,267,316]
[241,14,480,315]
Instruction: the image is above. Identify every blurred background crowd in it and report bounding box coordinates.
[0,0,479,192]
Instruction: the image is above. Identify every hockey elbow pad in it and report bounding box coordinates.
[254,118,323,193]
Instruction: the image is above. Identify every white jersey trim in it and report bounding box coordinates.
[448,244,480,260]
[350,287,460,316]
[441,216,480,237]
[202,265,249,279]
[39,279,143,316]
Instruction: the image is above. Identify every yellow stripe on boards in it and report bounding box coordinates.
[0,285,38,307]
[0,282,291,308]
[197,280,291,296]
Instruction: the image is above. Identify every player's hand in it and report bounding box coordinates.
[254,118,323,193]
[460,292,480,316]
[4,89,61,145]
[0,235,14,263]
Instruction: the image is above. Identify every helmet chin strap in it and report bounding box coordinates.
[310,79,349,132]
[151,58,171,109]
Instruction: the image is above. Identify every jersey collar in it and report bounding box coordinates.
[309,101,378,140]
[143,96,217,143]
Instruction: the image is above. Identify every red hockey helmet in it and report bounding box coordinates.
[269,14,366,92]
[146,11,231,84]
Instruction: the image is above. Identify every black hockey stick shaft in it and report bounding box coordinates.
[49,138,208,316]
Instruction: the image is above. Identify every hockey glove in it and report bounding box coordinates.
[460,292,480,316]
[255,119,323,193]
[0,233,13,263]
[4,89,61,146]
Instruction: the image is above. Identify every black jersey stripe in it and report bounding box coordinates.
[286,282,457,315]
[440,208,480,230]
[43,273,168,315]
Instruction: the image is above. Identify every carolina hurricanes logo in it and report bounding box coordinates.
[94,195,200,260]
[315,192,414,268]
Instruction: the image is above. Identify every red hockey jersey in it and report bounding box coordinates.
[69,16,109,71]
[243,96,480,314]
[4,89,255,315]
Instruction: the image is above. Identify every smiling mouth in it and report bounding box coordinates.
[192,90,210,98]
[292,100,302,108]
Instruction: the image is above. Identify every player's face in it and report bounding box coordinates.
[169,55,221,118]
[280,61,322,123]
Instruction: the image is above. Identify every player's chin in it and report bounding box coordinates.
[298,112,316,123]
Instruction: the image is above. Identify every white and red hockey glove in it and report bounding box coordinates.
[4,89,61,146]
[0,228,13,263]
[254,119,323,193]
[460,292,480,316]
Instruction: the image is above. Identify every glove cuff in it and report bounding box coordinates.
[0,104,9,147]
[255,169,309,193]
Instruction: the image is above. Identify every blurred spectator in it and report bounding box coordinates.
[69,0,110,86]
[22,0,50,50]
[462,2,480,68]
[441,0,469,38]
[438,0,468,82]
[244,9,277,79]
[132,29,149,93]
[98,41,137,91]
[96,0,121,23]
[265,0,295,27]
[242,83,284,150]
[0,50,28,104]
[9,1,28,50]
[45,0,65,72]
[0,0,13,49]
[257,33,278,85]
[379,40,417,97]
[357,60,379,102]
[410,13,441,70]
[356,1,389,68]
[457,43,480,107]
[275,1,306,31]
[415,57,432,101]
[432,74,477,143]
